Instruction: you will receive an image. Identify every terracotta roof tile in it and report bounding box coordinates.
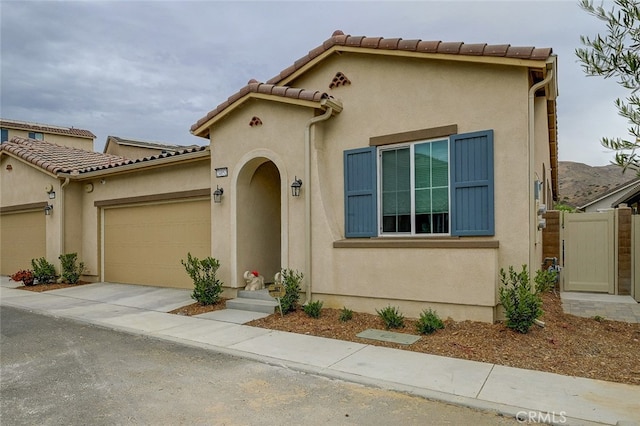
[1,137,207,175]
[459,43,487,56]
[437,41,463,54]
[397,39,420,51]
[361,37,383,48]
[416,40,441,53]
[506,46,535,58]
[0,118,96,139]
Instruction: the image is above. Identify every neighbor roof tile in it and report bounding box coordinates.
[0,118,96,139]
[1,137,206,175]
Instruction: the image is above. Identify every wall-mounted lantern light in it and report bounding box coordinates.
[291,177,302,197]
[213,186,224,203]
[44,204,54,216]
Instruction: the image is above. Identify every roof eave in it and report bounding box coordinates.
[276,45,554,88]
[191,93,327,139]
[56,148,211,180]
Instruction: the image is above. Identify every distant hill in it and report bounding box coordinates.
[558,161,636,208]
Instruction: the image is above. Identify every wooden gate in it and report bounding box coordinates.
[562,211,615,293]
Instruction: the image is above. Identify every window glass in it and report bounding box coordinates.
[381,140,449,235]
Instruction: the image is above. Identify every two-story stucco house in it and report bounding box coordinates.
[0,118,95,151]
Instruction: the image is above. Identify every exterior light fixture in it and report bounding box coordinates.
[213,186,224,203]
[44,204,53,216]
[48,191,56,199]
[291,177,302,197]
[215,167,228,178]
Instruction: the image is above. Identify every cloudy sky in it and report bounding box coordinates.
[0,0,630,166]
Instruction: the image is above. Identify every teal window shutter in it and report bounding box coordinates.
[450,130,494,236]
[344,147,377,237]
[1,129,8,143]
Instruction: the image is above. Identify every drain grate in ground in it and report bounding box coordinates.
[356,329,420,345]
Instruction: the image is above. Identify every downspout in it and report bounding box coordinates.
[528,66,554,275]
[59,177,70,256]
[302,101,336,305]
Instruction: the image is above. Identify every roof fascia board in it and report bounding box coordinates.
[191,93,324,137]
[57,149,210,180]
[277,45,552,87]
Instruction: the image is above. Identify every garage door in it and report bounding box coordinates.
[104,199,210,288]
[0,210,46,275]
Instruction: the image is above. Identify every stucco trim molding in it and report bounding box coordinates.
[94,189,211,208]
[370,124,458,146]
[0,201,49,214]
[333,238,499,249]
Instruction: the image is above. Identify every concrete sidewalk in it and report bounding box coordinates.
[1,278,638,426]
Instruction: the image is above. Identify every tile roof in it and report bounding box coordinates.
[104,136,199,153]
[0,118,96,139]
[191,30,554,135]
[1,137,207,176]
[266,30,553,85]
[190,79,330,133]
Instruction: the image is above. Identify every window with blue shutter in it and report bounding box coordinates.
[450,130,494,236]
[343,129,494,238]
[344,147,377,237]
[1,128,8,143]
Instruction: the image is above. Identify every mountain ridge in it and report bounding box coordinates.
[558,161,637,208]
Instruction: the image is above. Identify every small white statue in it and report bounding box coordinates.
[243,270,265,291]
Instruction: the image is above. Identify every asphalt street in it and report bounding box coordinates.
[0,306,518,425]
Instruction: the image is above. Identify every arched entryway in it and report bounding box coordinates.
[236,158,281,285]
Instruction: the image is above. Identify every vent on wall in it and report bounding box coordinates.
[329,72,351,89]
[249,116,263,127]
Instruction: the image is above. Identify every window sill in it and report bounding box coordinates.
[333,237,499,249]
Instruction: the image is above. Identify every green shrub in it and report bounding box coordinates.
[376,305,405,329]
[279,268,303,314]
[58,253,85,284]
[416,308,444,335]
[303,300,323,318]
[31,257,57,284]
[339,307,353,322]
[181,253,223,305]
[499,265,542,334]
[534,268,557,294]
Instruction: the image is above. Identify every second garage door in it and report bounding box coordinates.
[104,199,211,288]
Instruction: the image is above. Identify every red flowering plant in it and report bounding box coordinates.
[10,269,35,286]
[251,270,260,277]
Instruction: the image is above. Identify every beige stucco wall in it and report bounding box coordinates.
[209,101,312,289]
[205,52,543,321]
[105,143,164,159]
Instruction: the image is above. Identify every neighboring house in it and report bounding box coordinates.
[0,31,558,323]
[0,137,210,288]
[103,135,200,159]
[579,178,640,213]
[189,31,559,322]
[0,118,96,151]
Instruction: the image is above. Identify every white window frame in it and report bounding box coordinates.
[377,138,450,237]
